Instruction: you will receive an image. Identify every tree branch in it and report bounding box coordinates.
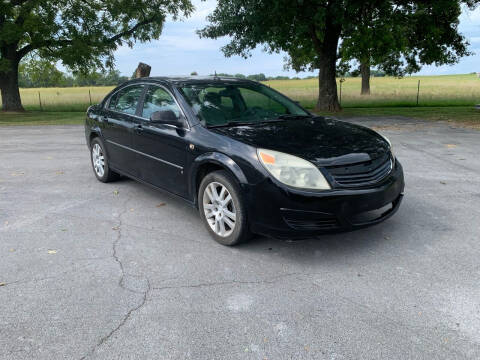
[16,14,160,60]
[105,15,160,44]
[308,23,323,54]
[10,0,31,6]
[17,39,73,59]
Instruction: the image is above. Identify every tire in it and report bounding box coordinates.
[198,170,251,246]
[90,137,120,183]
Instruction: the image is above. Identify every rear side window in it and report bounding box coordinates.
[108,85,144,115]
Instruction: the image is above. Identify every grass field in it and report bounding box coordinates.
[265,73,480,108]
[1,74,479,125]
[0,112,85,126]
[19,86,114,112]
[10,73,480,111]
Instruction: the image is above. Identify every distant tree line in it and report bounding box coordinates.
[18,58,390,88]
[207,73,318,81]
[19,59,327,88]
[18,58,129,88]
[208,71,387,80]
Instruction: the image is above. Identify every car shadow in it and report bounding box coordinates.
[239,223,400,264]
[117,175,409,265]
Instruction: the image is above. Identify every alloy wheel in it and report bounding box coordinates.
[92,143,105,177]
[202,181,236,237]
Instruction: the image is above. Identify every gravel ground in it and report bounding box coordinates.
[1,117,479,359]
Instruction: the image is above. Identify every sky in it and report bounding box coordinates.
[113,0,480,78]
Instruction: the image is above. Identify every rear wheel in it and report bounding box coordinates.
[90,137,119,183]
[198,170,251,246]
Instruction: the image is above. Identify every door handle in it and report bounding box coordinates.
[134,124,144,134]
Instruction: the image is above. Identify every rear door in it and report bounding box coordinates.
[102,85,145,175]
[131,84,189,197]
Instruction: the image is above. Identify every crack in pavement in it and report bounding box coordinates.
[0,262,103,289]
[150,272,304,293]
[79,279,151,360]
[79,195,151,360]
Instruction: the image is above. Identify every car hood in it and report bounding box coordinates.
[211,117,390,166]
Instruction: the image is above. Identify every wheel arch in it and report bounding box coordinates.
[189,152,249,207]
[86,126,104,148]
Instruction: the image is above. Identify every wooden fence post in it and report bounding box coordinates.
[38,91,43,111]
[416,80,421,106]
[339,78,345,106]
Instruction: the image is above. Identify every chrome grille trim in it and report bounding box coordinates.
[329,156,394,188]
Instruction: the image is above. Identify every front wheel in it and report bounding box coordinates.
[198,170,251,246]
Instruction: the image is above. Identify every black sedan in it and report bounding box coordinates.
[85,76,404,245]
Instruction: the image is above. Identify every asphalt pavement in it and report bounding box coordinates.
[1,117,480,359]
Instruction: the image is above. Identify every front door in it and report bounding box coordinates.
[102,84,144,176]
[132,85,189,197]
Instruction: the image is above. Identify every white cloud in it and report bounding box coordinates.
[461,6,480,25]
[470,7,480,21]
[115,44,134,56]
[186,0,216,22]
[158,34,223,51]
[166,0,216,23]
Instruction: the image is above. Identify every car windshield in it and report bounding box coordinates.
[179,82,310,127]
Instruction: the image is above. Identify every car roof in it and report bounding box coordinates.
[125,76,260,87]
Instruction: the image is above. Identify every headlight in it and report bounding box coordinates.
[380,134,394,155]
[257,149,331,190]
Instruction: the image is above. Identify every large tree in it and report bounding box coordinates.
[0,0,193,111]
[199,0,478,111]
[340,0,477,95]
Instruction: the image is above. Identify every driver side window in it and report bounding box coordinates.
[142,86,181,120]
[108,85,144,115]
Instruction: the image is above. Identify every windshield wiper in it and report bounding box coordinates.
[207,116,310,129]
[207,121,257,129]
[277,114,313,120]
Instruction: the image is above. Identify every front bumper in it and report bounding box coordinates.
[247,160,405,238]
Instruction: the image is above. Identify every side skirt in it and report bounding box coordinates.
[110,166,197,208]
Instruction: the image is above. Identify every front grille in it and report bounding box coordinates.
[328,154,393,188]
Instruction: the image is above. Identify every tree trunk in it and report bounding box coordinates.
[316,55,340,112]
[0,58,24,112]
[315,21,341,112]
[360,61,371,95]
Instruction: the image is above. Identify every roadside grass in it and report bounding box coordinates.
[0,112,85,126]
[314,106,480,124]
[1,106,478,127]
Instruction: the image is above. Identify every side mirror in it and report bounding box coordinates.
[150,110,184,128]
